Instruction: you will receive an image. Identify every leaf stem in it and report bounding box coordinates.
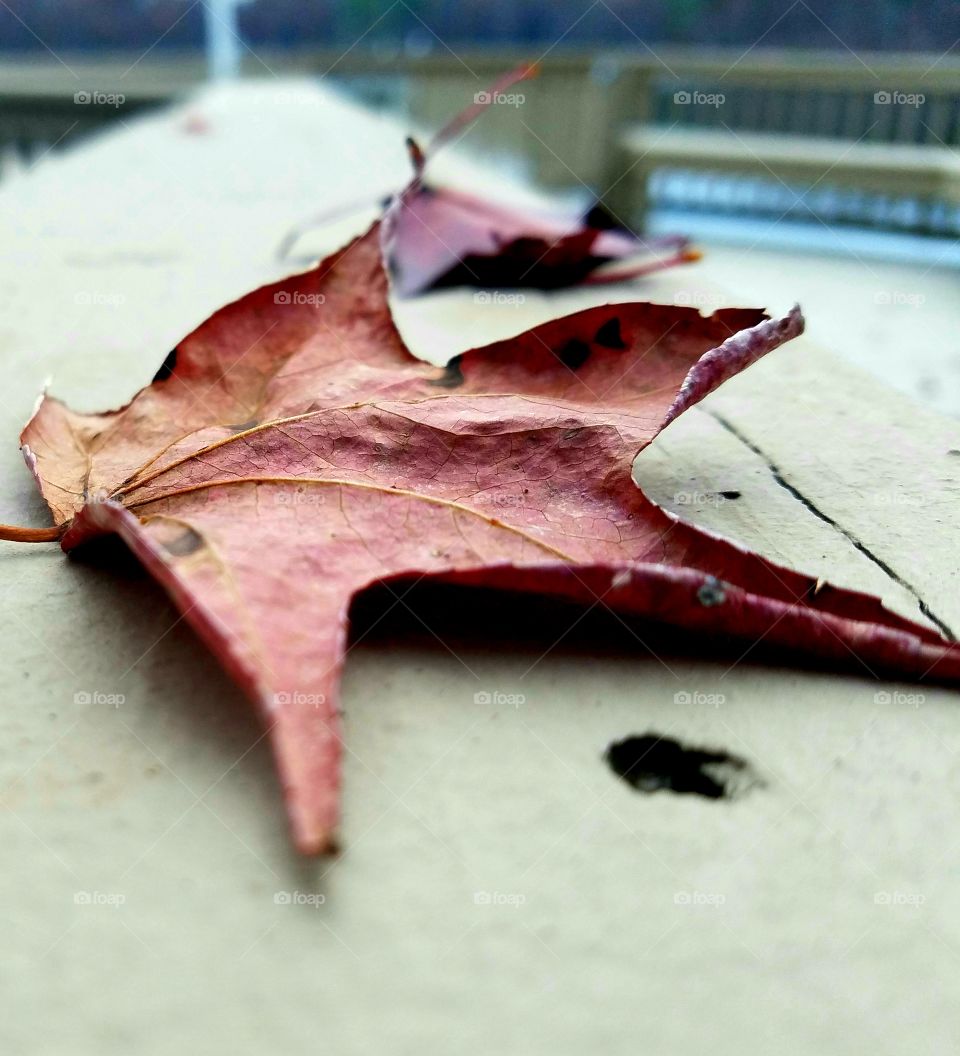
[0,523,63,543]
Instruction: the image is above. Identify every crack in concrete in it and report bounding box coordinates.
[709,410,955,642]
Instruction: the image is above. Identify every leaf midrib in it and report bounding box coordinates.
[113,391,658,500]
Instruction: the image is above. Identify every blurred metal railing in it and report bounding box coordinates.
[2,48,959,233]
[649,53,960,144]
[629,53,960,234]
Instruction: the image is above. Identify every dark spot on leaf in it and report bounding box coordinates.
[430,355,464,388]
[556,339,591,371]
[161,527,204,557]
[229,419,259,433]
[697,576,726,607]
[152,348,178,383]
[434,250,606,291]
[720,490,741,500]
[594,317,626,349]
[605,734,758,799]
[583,202,626,232]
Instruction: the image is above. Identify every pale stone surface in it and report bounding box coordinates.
[1,80,958,1055]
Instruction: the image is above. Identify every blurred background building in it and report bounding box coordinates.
[2,1,960,258]
[1,0,956,53]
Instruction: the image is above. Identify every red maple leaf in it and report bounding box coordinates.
[280,64,698,295]
[9,212,958,854]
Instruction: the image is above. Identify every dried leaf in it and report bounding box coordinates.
[384,182,697,296]
[8,70,958,853]
[280,64,697,294]
[15,214,959,854]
